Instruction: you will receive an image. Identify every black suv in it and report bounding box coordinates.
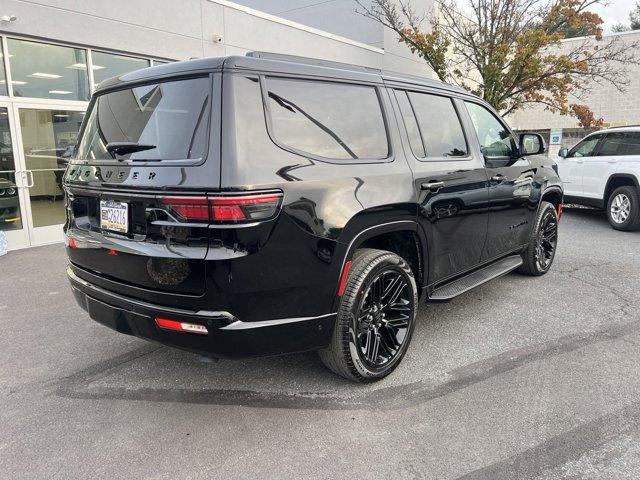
[64,53,562,382]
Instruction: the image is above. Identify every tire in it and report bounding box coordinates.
[319,248,418,383]
[606,186,640,231]
[518,201,559,276]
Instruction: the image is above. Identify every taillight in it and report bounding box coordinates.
[210,194,282,222]
[161,192,283,224]
[161,196,210,221]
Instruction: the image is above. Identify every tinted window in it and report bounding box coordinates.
[611,132,640,156]
[597,132,625,156]
[77,77,210,162]
[265,77,389,160]
[409,92,467,158]
[0,43,8,96]
[568,135,602,158]
[395,91,426,158]
[465,102,513,158]
[7,38,89,100]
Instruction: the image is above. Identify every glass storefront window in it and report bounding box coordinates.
[0,43,8,97]
[7,38,90,100]
[0,108,22,231]
[19,109,84,228]
[92,51,150,89]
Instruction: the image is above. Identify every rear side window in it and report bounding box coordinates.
[77,76,211,162]
[598,132,625,156]
[264,77,389,161]
[408,92,468,158]
[603,132,640,156]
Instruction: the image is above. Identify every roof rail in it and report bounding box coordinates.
[245,51,382,74]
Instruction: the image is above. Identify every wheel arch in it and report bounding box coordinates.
[604,174,640,204]
[336,220,428,298]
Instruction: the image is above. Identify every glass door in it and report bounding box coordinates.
[0,102,30,250]
[12,103,85,246]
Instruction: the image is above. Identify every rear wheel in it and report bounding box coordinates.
[606,186,640,231]
[519,201,558,276]
[319,249,418,383]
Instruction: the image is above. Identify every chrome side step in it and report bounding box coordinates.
[429,255,523,301]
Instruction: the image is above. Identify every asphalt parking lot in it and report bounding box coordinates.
[2,207,640,479]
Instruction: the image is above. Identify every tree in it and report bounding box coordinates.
[611,23,630,33]
[570,104,604,127]
[357,0,640,121]
[631,1,640,29]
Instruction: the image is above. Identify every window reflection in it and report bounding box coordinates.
[0,43,8,97]
[7,38,89,100]
[0,108,21,231]
[19,109,84,227]
[266,77,389,160]
[465,102,513,158]
[92,51,150,89]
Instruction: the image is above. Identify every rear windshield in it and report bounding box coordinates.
[76,76,211,163]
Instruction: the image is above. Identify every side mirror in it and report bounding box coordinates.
[558,147,568,158]
[519,133,546,156]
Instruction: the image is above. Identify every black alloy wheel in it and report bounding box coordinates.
[356,269,412,368]
[519,201,559,276]
[319,248,418,382]
[534,209,558,272]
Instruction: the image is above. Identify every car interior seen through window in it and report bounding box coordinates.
[407,91,467,158]
[568,134,602,157]
[265,77,389,161]
[465,102,514,158]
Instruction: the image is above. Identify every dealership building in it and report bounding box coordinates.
[0,0,431,250]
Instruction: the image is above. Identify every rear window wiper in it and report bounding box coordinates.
[106,142,157,157]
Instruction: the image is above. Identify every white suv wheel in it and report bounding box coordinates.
[610,193,631,224]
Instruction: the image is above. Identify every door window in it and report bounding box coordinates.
[402,91,468,159]
[395,91,426,158]
[597,132,625,156]
[617,132,640,156]
[567,134,602,157]
[264,77,389,161]
[465,102,514,158]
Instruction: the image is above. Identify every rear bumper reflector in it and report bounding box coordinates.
[155,317,209,335]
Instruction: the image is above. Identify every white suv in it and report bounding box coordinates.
[558,126,640,231]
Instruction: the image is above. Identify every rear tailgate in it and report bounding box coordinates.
[64,72,221,298]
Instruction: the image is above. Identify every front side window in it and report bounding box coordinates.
[76,76,211,163]
[567,134,602,158]
[465,102,513,158]
[265,77,389,161]
[7,38,89,100]
[92,52,150,89]
[408,92,467,158]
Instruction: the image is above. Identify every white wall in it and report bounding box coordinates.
[508,31,640,130]
[0,0,434,77]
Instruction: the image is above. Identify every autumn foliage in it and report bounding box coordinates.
[358,0,640,124]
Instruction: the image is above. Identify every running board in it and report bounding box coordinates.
[429,255,523,301]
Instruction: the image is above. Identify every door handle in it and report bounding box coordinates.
[491,174,507,183]
[420,181,445,192]
[25,170,34,188]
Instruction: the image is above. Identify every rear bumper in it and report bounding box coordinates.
[68,266,336,358]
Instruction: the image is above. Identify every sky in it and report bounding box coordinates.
[591,0,637,32]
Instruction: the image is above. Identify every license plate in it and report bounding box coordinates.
[100,200,129,233]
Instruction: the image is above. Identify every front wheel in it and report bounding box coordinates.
[319,249,418,383]
[607,186,640,231]
[519,201,559,276]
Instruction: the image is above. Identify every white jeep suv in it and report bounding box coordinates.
[558,126,640,231]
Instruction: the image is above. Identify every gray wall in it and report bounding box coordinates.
[0,0,434,77]
[508,31,640,130]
